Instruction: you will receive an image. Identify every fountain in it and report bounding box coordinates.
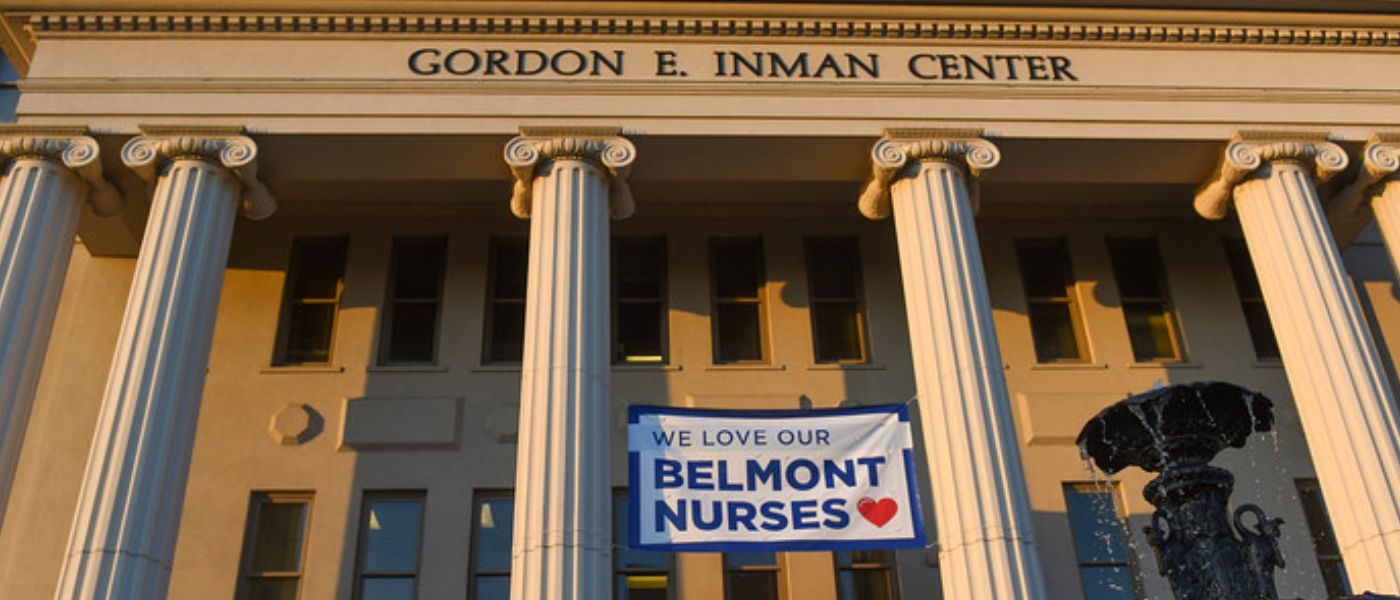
[1077,381,1398,600]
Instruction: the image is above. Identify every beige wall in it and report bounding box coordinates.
[1,208,1376,599]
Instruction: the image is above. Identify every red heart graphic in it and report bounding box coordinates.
[857,497,899,527]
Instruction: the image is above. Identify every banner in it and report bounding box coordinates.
[627,404,925,552]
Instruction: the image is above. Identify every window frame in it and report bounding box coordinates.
[804,236,871,364]
[352,490,427,600]
[1014,237,1090,363]
[724,551,785,600]
[1105,238,1185,363]
[236,491,314,600]
[1295,479,1351,598]
[1063,482,1142,600]
[833,549,900,600]
[273,236,349,366]
[378,235,448,366]
[612,490,673,599]
[612,236,670,365]
[709,236,771,364]
[1223,238,1281,361]
[482,237,528,364]
[467,490,515,600]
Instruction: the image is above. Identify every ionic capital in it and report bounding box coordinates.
[1327,134,1400,242]
[504,128,636,220]
[120,128,276,220]
[0,128,123,217]
[857,130,1000,220]
[1194,133,1348,221]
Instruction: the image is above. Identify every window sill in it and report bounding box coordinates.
[260,365,346,374]
[1028,362,1109,371]
[367,365,449,373]
[472,365,522,373]
[704,363,787,371]
[806,363,886,371]
[1128,361,1201,369]
[614,364,683,372]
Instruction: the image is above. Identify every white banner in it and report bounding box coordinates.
[627,404,925,552]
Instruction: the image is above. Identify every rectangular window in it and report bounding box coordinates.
[710,237,769,363]
[469,492,514,600]
[1015,239,1088,362]
[484,238,527,363]
[614,492,671,599]
[835,550,899,600]
[354,492,425,600]
[275,237,348,365]
[1224,239,1281,360]
[725,551,780,600]
[1296,479,1351,598]
[1106,239,1183,362]
[614,237,668,364]
[805,237,869,363]
[379,237,447,365]
[238,492,312,600]
[1064,483,1139,600]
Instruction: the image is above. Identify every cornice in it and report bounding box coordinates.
[10,10,1400,49]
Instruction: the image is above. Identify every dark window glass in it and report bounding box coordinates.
[614,493,671,600]
[1016,239,1086,362]
[1107,239,1183,362]
[380,237,446,365]
[710,238,768,363]
[239,492,312,600]
[354,493,424,600]
[485,239,527,363]
[806,238,869,363]
[470,493,514,600]
[275,237,347,365]
[725,552,779,600]
[1064,483,1139,600]
[1224,239,1281,360]
[835,549,899,600]
[614,238,668,364]
[1296,480,1351,598]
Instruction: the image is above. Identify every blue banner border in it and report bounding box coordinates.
[626,403,927,553]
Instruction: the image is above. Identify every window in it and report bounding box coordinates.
[1064,483,1139,600]
[710,237,769,363]
[379,237,447,365]
[469,493,514,600]
[614,492,671,599]
[484,238,527,363]
[614,238,668,364]
[275,237,348,365]
[1296,480,1351,598]
[354,492,425,600]
[805,237,869,363]
[835,550,899,600]
[237,492,312,600]
[1224,239,1280,360]
[725,551,780,600]
[1106,239,1183,362]
[1016,239,1088,362]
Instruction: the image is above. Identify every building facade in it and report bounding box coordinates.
[0,1,1399,599]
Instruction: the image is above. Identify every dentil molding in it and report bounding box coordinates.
[858,129,1000,220]
[1194,132,1348,221]
[120,127,277,220]
[504,128,636,220]
[0,127,123,217]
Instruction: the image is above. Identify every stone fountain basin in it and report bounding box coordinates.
[1077,381,1274,474]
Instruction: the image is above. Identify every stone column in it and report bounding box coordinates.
[57,130,275,600]
[858,131,1048,600]
[1196,133,1400,594]
[0,131,121,532]
[503,129,634,600]
[1332,135,1400,279]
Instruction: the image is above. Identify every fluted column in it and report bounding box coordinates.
[57,130,275,600]
[1196,133,1400,594]
[503,129,634,600]
[0,130,122,533]
[1333,135,1400,279]
[859,131,1048,600]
